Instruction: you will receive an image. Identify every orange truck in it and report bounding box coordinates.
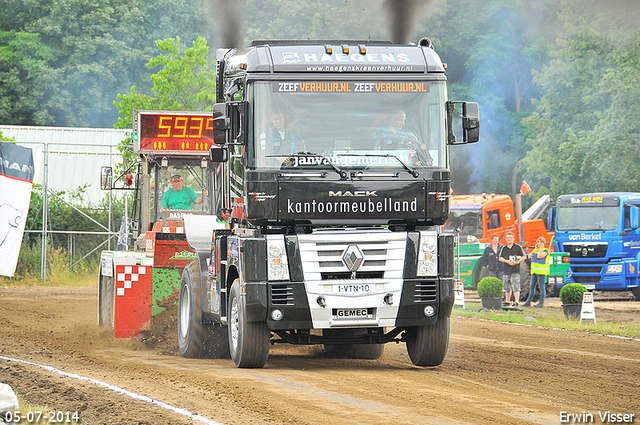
[446,194,553,246]
[445,194,568,295]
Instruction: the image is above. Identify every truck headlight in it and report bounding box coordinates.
[267,236,290,281]
[606,264,623,274]
[417,231,438,277]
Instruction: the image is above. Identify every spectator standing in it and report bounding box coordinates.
[499,232,526,307]
[482,234,503,280]
[523,237,550,308]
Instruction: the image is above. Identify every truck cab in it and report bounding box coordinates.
[446,194,517,243]
[177,39,481,368]
[445,193,559,292]
[549,192,640,299]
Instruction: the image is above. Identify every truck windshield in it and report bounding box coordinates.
[248,80,447,170]
[557,206,619,231]
[444,208,483,239]
[154,164,210,218]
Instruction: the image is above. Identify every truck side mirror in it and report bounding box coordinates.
[547,207,555,232]
[212,103,229,145]
[210,146,229,163]
[462,102,480,144]
[629,206,639,229]
[100,166,113,190]
[229,101,247,145]
[446,101,480,145]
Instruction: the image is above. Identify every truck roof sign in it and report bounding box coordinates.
[269,45,427,73]
[557,193,620,207]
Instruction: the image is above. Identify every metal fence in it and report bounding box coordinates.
[23,187,120,281]
[7,135,128,281]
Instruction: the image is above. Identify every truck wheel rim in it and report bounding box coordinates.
[179,285,190,340]
[230,297,239,349]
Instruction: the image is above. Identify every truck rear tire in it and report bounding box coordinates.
[547,281,560,298]
[178,260,230,359]
[322,329,385,359]
[519,263,532,302]
[98,273,114,328]
[631,287,640,301]
[228,280,270,368]
[473,263,489,290]
[405,317,450,367]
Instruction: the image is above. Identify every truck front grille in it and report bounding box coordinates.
[271,284,294,305]
[415,281,437,302]
[320,271,385,280]
[564,243,608,258]
[572,276,601,284]
[572,266,602,273]
[298,230,407,282]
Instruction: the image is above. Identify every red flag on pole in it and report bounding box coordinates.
[520,180,532,196]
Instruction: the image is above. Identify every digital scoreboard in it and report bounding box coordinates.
[133,111,214,154]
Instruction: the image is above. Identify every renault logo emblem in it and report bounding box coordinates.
[342,245,364,272]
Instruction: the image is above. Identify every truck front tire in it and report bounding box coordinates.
[228,279,270,368]
[631,287,640,301]
[405,317,450,367]
[178,260,230,359]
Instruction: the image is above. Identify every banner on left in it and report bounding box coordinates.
[0,142,34,277]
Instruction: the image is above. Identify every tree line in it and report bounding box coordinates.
[2,0,640,200]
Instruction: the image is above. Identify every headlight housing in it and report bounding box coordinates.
[267,235,290,281]
[417,231,438,277]
[606,264,623,274]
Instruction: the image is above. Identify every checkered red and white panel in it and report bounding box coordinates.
[116,265,148,296]
[114,265,152,338]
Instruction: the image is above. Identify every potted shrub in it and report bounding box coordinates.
[477,277,504,310]
[559,283,588,319]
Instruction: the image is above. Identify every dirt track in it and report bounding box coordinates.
[1,286,639,425]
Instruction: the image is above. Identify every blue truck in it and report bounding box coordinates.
[548,193,640,300]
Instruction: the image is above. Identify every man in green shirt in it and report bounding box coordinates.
[162,175,204,210]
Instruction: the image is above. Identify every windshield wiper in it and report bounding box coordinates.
[337,153,419,178]
[267,152,348,179]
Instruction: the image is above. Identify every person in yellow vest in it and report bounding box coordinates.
[523,236,550,308]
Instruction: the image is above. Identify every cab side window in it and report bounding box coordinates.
[487,210,501,230]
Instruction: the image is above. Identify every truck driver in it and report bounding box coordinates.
[371,109,433,166]
[161,174,205,210]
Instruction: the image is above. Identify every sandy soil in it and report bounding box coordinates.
[1,286,639,425]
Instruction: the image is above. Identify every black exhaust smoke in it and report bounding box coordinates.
[384,0,434,44]
[207,0,245,48]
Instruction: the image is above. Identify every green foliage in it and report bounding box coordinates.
[0,0,210,127]
[114,36,216,129]
[520,2,640,198]
[0,131,15,141]
[0,30,59,125]
[1,244,95,286]
[477,277,503,298]
[113,36,216,170]
[559,283,588,305]
[2,0,640,196]
[457,301,640,339]
[244,0,386,42]
[419,0,561,194]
